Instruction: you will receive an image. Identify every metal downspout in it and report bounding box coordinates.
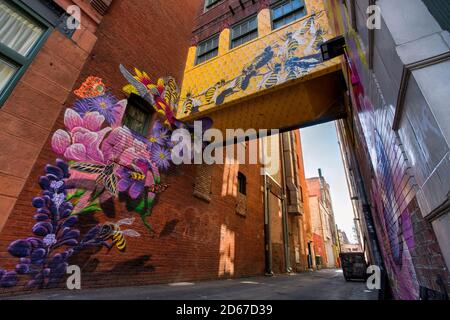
[262,138,273,276]
[280,133,292,273]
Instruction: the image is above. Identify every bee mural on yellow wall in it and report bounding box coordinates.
[180,90,202,116]
[180,10,330,114]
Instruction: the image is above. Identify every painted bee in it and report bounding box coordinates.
[181,91,202,116]
[98,217,141,252]
[71,162,118,196]
[202,80,226,104]
[258,63,282,89]
[149,183,169,194]
[129,171,146,181]
[312,26,327,51]
[163,77,180,110]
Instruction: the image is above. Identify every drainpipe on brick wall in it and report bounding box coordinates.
[261,139,273,276]
[263,174,274,276]
[280,133,292,273]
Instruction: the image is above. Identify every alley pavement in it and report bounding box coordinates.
[5,269,378,300]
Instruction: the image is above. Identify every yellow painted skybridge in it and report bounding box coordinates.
[177,0,346,136]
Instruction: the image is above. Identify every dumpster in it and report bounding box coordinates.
[339,252,368,281]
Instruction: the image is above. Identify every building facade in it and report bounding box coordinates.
[0,0,267,294]
[307,171,339,269]
[327,0,450,299]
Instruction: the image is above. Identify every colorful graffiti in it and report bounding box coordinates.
[180,10,331,116]
[0,66,211,289]
[323,0,433,299]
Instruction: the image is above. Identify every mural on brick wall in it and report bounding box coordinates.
[180,10,330,117]
[0,67,211,289]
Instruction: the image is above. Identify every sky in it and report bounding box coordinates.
[300,122,357,243]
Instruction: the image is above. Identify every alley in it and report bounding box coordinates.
[7,270,377,300]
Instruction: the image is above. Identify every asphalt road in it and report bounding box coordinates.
[6,269,378,300]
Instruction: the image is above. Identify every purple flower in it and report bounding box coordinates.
[148,120,170,147]
[52,193,65,208]
[151,144,171,171]
[3,159,111,289]
[117,159,155,199]
[73,93,120,125]
[43,234,57,247]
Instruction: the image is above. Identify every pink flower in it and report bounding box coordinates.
[52,109,111,164]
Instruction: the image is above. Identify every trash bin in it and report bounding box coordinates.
[339,252,367,281]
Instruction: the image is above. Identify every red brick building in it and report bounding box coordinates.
[0,0,265,294]
[0,0,315,296]
[307,172,339,269]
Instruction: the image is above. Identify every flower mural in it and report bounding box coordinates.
[0,159,109,289]
[73,93,121,125]
[0,66,212,289]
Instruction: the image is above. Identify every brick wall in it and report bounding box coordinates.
[0,0,101,232]
[0,0,266,295]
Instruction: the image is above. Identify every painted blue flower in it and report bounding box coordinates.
[73,93,120,125]
[151,144,171,171]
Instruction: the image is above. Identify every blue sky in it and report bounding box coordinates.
[300,122,357,243]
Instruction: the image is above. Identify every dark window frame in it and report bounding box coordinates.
[237,172,247,195]
[195,34,219,65]
[122,93,154,137]
[204,0,221,12]
[230,14,259,49]
[0,0,53,106]
[270,0,307,30]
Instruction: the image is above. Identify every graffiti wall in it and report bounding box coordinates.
[178,0,340,119]
[325,0,450,299]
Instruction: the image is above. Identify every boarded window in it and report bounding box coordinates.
[193,164,212,202]
[122,98,151,136]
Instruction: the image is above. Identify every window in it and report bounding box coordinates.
[271,0,307,30]
[237,172,247,195]
[204,0,221,11]
[231,15,258,49]
[0,0,52,105]
[122,98,152,136]
[196,35,219,65]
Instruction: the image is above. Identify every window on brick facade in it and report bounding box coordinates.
[193,164,212,202]
[122,95,152,136]
[0,0,52,106]
[231,15,258,49]
[237,172,247,195]
[204,0,221,11]
[271,0,307,30]
[196,35,219,65]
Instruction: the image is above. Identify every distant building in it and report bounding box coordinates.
[338,229,362,253]
[307,170,340,269]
